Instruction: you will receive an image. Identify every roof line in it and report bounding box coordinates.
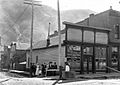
[26,44,65,51]
[63,21,111,32]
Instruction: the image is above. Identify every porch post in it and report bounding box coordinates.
[92,30,96,73]
[118,46,120,71]
[80,28,84,74]
[106,45,111,73]
[80,45,84,74]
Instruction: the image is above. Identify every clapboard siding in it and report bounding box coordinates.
[26,46,65,68]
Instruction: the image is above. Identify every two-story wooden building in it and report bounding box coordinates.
[77,8,120,72]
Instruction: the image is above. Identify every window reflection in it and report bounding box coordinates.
[83,47,93,55]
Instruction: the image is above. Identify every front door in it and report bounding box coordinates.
[83,55,92,74]
[83,46,93,74]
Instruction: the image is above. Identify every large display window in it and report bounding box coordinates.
[66,45,81,70]
[111,46,119,69]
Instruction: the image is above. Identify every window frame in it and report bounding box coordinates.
[114,24,119,39]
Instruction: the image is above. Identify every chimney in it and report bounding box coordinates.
[14,43,16,50]
[46,38,50,47]
[110,6,112,10]
[46,23,51,47]
[89,13,94,17]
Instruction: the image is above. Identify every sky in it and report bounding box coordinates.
[39,0,120,13]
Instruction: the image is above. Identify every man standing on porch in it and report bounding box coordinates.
[65,62,70,72]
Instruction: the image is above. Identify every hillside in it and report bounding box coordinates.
[0,0,95,45]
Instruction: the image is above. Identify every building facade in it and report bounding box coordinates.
[63,22,110,74]
[26,22,111,74]
[26,9,120,74]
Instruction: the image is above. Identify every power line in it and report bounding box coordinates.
[1,4,30,37]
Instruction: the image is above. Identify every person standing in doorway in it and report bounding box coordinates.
[65,62,70,72]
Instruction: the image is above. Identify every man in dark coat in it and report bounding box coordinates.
[31,63,36,77]
[41,63,47,77]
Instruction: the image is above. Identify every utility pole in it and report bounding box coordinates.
[57,0,62,79]
[24,0,41,77]
[48,22,50,39]
[0,36,2,71]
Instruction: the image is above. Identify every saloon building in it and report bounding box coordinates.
[26,8,120,74]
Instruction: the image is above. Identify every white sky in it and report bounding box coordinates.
[39,0,120,13]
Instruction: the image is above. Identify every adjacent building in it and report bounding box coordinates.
[1,42,29,71]
[77,8,120,72]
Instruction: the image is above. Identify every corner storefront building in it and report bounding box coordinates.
[26,8,120,74]
[63,21,111,74]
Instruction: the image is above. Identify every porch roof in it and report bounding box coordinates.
[63,21,111,32]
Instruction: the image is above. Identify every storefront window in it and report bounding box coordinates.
[111,47,118,69]
[114,25,119,39]
[67,45,81,58]
[66,45,81,70]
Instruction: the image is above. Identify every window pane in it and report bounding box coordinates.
[83,47,93,55]
[84,31,94,43]
[114,25,119,39]
[96,32,108,44]
[111,47,118,69]
[67,28,82,42]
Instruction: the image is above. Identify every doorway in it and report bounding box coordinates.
[83,46,93,74]
[83,55,92,73]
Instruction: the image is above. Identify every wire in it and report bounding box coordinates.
[1,4,30,37]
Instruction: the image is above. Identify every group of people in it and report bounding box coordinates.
[48,62,57,69]
[30,61,71,77]
[30,62,58,77]
[30,63,47,77]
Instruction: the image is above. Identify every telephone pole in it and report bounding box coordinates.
[57,0,62,79]
[24,0,41,77]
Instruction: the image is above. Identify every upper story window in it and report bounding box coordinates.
[114,24,119,39]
